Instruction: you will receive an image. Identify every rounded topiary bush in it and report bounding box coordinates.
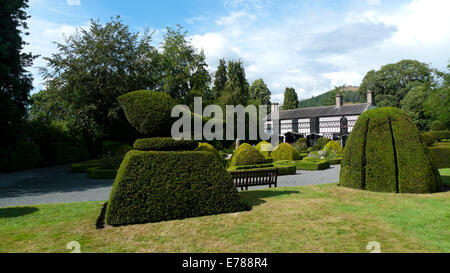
[312,138,330,151]
[106,150,242,225]
[421,132,435,146]
[272,143,301,161]
[229,143,266,167]
[430,120,444,131]
[117,90,176,136]
[340,107,442,193]
[195,142,221,160]
[291,138,308,153]
[255,141,274,158]
[133,137,198,151]
[323,140,343,156]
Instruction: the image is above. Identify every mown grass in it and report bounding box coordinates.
[1,182,449,253]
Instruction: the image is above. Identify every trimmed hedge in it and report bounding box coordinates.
[296,158,330,170]
[312,138,330,151]
[421,132,436,146]
[87,167,118,179]
[291,138,308,153]
[271,143,301,161]
[0,142,41,172]
[117,90,176,136]
[102,141,126,156]
[340,107,442,193]
[229,143,266,167]
[71,159,101,173]
[229,162,296,176]
[427,131,450,142]
[106,150,242,225]
[272,160,297,175]
[323,140,343,156]
[326,157,342,165]
[255,141,274,158]
[195,142,221,160]
[430,120,444,131]
[114,144,133,156]
[429,144,450,169]
[133,138,198,151]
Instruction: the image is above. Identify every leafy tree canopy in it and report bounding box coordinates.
[282,87,298,110]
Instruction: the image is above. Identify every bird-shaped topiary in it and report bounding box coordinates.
[340,107,442,193]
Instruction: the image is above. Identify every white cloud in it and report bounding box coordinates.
[367,0,381,6]
[66,0,81,6]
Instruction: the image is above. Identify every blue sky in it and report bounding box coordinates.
[25,0,450,102]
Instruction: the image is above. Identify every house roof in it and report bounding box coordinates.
[266,103,372,121]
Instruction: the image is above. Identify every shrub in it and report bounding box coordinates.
[229,162,296,176]
[195,142,221,160]
[49,142,89,164]
[312,138,330,151]
[114,144,133,156]
[429,145,450,168]
[340,107,442,193]
[106,150,242,225]
[102,141,126,156]
[229,143,266,167]
[323,140,343,156]
[291,138,308,153]
[133,138,198,151]
[87,167,118,179]
[100,156,124,169]
[0,142,40,172]
[271,143,301,161]
[427,131,450,142]
[71,160,100,173]
[255,141,274,158]
[327,157,342,165]
[117,90,177,136]
[430,120,444,131]
[421,132,436,146]
[296,158,330,170]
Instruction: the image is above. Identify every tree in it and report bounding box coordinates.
[282,87,298,110]
[401,83,432,131]
[249,78,271,106]
[359,60,436,108]
[212,59,227,100]
[424,86,450,130]
[40,16,160,147]
[217,60,249,106]
[0,0,35,145]
[160,25,211,107]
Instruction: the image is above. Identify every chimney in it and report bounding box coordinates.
[271,103,280,113]
[367,90,375,106]
[335,92,343,107]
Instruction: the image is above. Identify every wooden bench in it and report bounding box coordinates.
[229,169,278,190]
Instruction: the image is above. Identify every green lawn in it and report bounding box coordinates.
[1,183,449,253]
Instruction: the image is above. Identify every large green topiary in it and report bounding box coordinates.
[323,140,343,156]
[340,107,442,193]
[133,137,198,151]
[117,90,176,136]
[229,143,266,167]
[106,150,242,225]
[255,141,274,158]
[291,138,308,153]
[271,143,301,161]
[195,142,221,160]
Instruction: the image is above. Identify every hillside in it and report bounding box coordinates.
[298,86,361,108]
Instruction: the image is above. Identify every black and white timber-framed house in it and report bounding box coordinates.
[264,90,376,147]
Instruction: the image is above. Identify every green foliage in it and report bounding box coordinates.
[49,142,89,164]
[229,143,266,167]
[323,140,343,156]
[114,144,133,156]
[0,0,35,145]
[421,132,436,146]
[117,90,176,136]
[272,143,301,161]
[71,160,100,173]
[401,84,432,131]
[212,59,227,100]
[296,158,330,170]
[133,137,198,151]
[87,167,118,179]
[106,150,242,225]
[426,131,450,142]
[291,138,308,153]
[340,107,442,193]
[249,79,271,107]
[312,138,331,151]
[40,16,160,143]
[216,60,249,106]
[102,141,127,157]
[424,87,449,130]
[359,60,436,108]
[194,142,221,160]
[282,87,298,110]
[254,141,274,158]
[430,120,445,131]
[99,156,123,169]
[298,86,361,108]
[0,142,40,172]
[429,145,450,169]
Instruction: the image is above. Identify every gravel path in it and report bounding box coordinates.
[0,164,340,208]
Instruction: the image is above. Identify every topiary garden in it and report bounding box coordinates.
[271,143,302,161]
[229,143,266,167]
[340,107,442,193]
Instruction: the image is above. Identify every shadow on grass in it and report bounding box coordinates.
[441,175,450,191]
[239,190,300,208]
[0,207,38,218]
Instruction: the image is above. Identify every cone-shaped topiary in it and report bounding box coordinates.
[255,141,274,158]
[229,143,266,167]
[323,140,343,156]
[117,90,176,136]
[291,138,308,153]
[195,142,221,160]
[340,107,442,193]
[272,143,301,161]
